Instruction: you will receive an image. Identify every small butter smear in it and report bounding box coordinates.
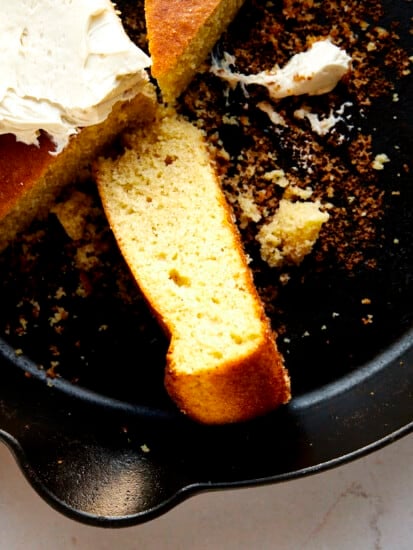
[0,0,151,153]
[211,40,351,99]
[294,102,353,136]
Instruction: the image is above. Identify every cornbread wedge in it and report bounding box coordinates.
[94,108,291,424]
[144,0,245,102]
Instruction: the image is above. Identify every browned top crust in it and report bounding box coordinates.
[0,133,55,219]
[0,83,157,252]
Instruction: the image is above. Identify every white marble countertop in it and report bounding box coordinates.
[0,432,412,549]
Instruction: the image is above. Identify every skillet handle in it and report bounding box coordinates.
[0,364,189,526]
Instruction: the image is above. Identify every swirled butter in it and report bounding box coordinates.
[211,40,351,99]
[0,0,151,153]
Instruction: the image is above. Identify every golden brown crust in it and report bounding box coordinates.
[145,0,245,101]
[145,0,221,76]
[95,107,291,424]
[165,323,290,425]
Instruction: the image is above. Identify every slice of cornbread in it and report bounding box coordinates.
[94,107,291,424]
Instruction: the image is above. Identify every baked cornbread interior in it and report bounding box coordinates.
[94,107,291,424]
[144,0,245,102]
[0,82,156,252]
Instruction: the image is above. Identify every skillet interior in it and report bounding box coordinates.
[0,0,412,525]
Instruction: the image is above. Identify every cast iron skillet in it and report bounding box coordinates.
[0,0,412,526]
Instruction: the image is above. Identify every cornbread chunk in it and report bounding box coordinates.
[0,82,156,252]
[94,108,291,424]
[257,199,330,268]
[145,0,245,102]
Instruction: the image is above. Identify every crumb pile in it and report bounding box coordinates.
[179,0,412,273]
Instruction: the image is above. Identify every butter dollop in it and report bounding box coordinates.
[0,0,151,153]
[211,40,351,99]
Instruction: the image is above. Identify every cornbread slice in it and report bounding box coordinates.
[0,82,156,252]
[144,0,245,103]
[94,108,291,424]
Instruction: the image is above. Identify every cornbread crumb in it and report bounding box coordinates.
[257,200,329,268]
[51,191,94,241]
[372,153,390,170]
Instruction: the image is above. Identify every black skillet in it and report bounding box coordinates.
[0,0,412,526]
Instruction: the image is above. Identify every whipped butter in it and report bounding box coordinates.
[0,0,151,153]
[211,40,351,99]
[294,101,353,136]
